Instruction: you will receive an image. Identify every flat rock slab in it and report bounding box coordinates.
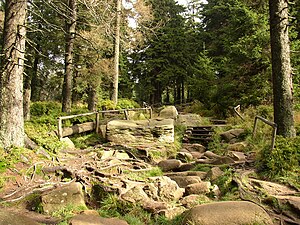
[41,182,86,214]
[106,119,174,143]
[183,201,273,225]
[0,210,40,225]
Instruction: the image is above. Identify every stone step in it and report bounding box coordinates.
[188,133,212,137]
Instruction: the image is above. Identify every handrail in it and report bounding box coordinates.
[57,107,152,139]
[252,116,277,151]
[233,105,245,121]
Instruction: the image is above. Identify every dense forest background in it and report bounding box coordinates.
[0,0,299,115]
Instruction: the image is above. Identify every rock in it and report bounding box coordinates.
[176,152,194,162]
[180,194,210,209]
[204,151,221,159]
[249,178,298,196]
[183,201,273,225]
[121,176,184,205]
[165,171,207,180]
[159,106,178,120]
[211,185,221,199]
[226,142,247,152]
[0,210,40,225]
[120,185,150,203]
[206,167,224,182]
[106,119,174,144]
[69,210,129,225]
[185,182,211,195]
[159,207,186,220]
[177,163,196,172]
[228,151,246,162]
[41,182,86,214]
[274,196,300,215]
[61,137,75,150]
[169,176,202,188]
[101,150,130,160]
[182,143,206,153]
[157,159,182,172]
[149,176,184,202]
[220,129,246,143]
[189,151,203,159]
[98,125,107,139]
[142,200,168,213]
[176,114,203,127]
[212,156,235,165]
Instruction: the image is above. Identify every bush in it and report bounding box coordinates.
[117,98,140,109]
[257,136,300,178]
[31,101,61,116]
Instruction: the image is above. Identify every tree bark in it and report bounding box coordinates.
[62,0,77,113]
[88,85,97,111]
[112,0,122,106]
[269,0,296,137]
[23,73,31,121]
[0,0,27,148]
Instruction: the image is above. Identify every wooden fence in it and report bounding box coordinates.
[57,107,152,140]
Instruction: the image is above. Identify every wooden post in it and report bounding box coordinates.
[124,110,129,120]
[57,117,63,140]
[149,107,153,119]
[95,112,100,133]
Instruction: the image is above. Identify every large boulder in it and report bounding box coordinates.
[159,106,178,120]
[106,119,174,144]
[0,210,40,225]
[183,201,273,225]
[41,182,86,214]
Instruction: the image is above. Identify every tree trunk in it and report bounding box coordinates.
[0,0,27,148]
[23,73,31,121]
[88,86,97,111]
[181,79,185,104]
[112,0,122,106]
[269,0,296,137]
[30,46,41,101]
[62,0,77,113]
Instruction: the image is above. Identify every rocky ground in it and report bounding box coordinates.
[0,106,299,225]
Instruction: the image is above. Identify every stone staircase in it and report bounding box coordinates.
[183,119,227,146]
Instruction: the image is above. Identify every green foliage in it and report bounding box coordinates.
[116,98,140,109]
[97,193,185,225]
[25,122,64,154]
[0,147,34,173]
[30,101,61,116]
[51,204,88,225]
[257,136,300,179]
[70,133,101,149]
[123,167,163,181]
[98,99,116,110]
[98,194,152,224]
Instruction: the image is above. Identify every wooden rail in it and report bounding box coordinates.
[253,116,277,151]
[57,107,152,140]
[233,105,245,121]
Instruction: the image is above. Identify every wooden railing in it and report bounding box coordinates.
[57,107,152,140]
[252,116,277,151]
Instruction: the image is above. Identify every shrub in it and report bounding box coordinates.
[116,98,140,109]
[31,101,61,116]
[257,136,300,178]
